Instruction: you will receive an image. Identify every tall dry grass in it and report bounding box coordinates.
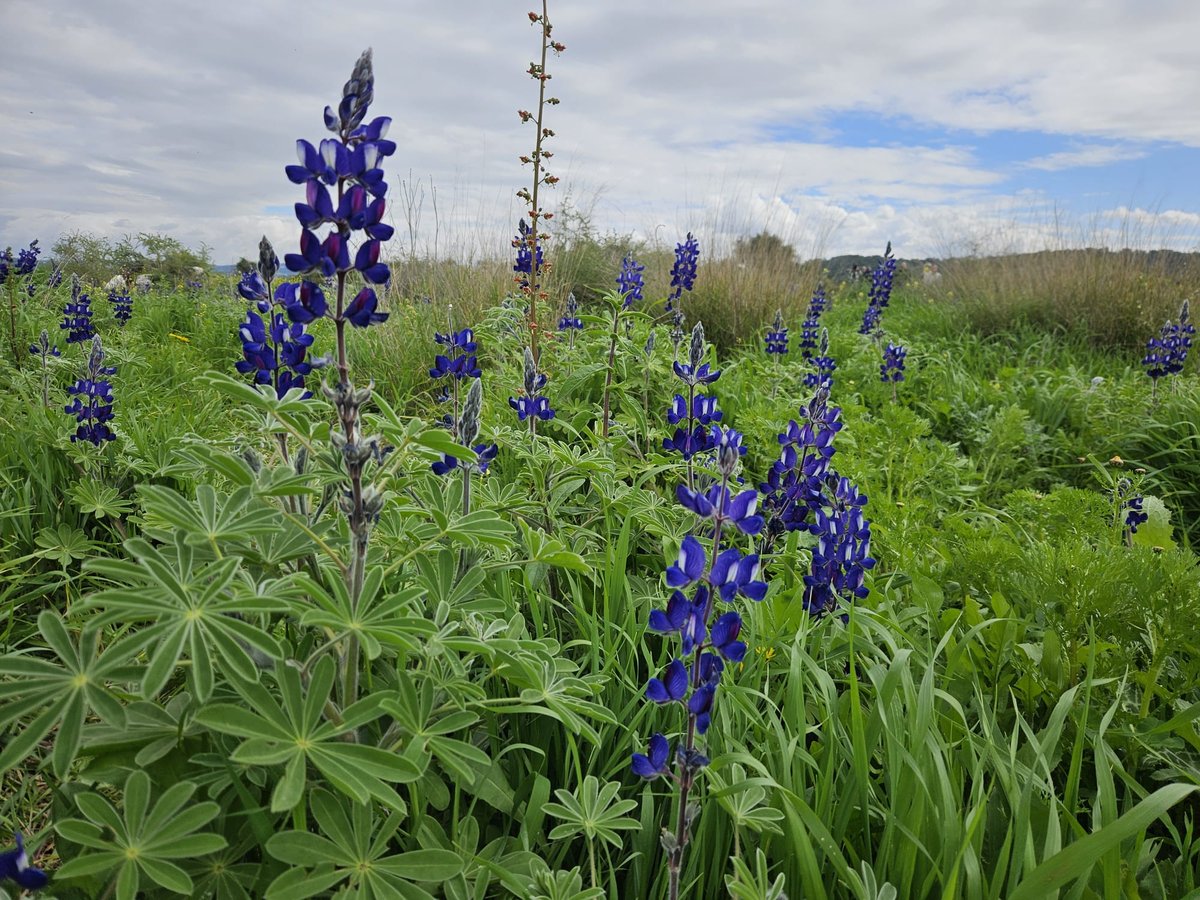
[933,208,1200,348]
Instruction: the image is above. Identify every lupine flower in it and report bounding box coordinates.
[1124,495,1149,533]
[664,323,723,465]
[666,232,699,312]
[1111,477,1149,545]
[0,248,11,285]
[65,335,116,445]
[60,275,94,344]
[631,733,672,779]
[0,833,48,891]
[1164,300,1194,376]
[47,266,63,289]
[1143,320,1174,397]
[236,238,320,399]
[645,658,689,704]
[636,423,770,890]
[880,342,906,382]
[764,309,788,355]
[14,239,40,276]
[803,474,875,617]
[804,327,836,389]
[513,218,544,289]
[859,242,896,336]
[761,384,845,548]
[558,291,582,331]
[280,49,393,334]
[800,283,828,359]
[509,346,554,423]
[29,330,60,362]
[108,289,133,325]
[430,328,481,380]
[616,254,645,309]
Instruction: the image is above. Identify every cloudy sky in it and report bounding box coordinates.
[3,0,1199,265]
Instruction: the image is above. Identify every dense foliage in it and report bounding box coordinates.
[3,33,1200,900]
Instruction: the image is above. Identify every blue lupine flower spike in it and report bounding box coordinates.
[765,309,788,355]
[666,232,699,313]
[65,335,117,445]
[859,242,896,337]
[617,254,645,310]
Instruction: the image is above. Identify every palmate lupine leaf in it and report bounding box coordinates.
[81,534,289,701]
[543,775,639,848]
[296,566,436,660]
[194,656,423,813]
[0,611,132,777]
[380,674,492,785]
[136,482,283,547]
[54,770,226,900]
[264,789,462,900]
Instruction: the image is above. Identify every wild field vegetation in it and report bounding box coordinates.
[3,17,1200,900]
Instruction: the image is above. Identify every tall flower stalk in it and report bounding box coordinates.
[515,3,564,362]
[29,329,60,408]
[601,254,645,439]
[277,49,394,707]
[633,427,766,899]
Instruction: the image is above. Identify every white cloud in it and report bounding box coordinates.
[1024,145,1148,171]
[1,0,1198,265]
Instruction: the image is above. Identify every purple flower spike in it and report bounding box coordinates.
[645,658,689,704]
[631,733,671,779]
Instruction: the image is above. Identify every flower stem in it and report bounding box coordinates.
[601,304,620,439]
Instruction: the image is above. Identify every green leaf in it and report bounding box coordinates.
[1009,784,1198,900]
